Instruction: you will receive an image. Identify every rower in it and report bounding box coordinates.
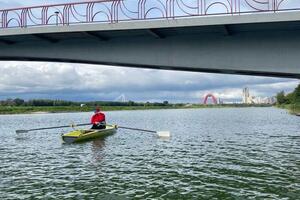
[91,107,106,130]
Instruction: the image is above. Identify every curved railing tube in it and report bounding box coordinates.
[0,0,299,29]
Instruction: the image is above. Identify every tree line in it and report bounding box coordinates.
[276,84,300,105]
[0,98,171,107]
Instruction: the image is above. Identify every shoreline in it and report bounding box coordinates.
[0,105,273,115]
[277,104,300,116]
[30,111,50,114]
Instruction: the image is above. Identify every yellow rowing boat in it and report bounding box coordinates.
[62,125,117,144]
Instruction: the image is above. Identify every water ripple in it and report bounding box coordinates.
[0,108,300,199]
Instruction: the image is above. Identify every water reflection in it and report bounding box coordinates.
[91,138,106,162]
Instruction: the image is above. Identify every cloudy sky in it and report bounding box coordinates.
[0,1,299,103]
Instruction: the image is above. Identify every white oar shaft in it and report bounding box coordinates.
[117,126,156,133]
[16,123,91,133]
[116,125,171,138]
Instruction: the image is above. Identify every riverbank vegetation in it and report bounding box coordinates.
[276,84,300,115]
[0,98,272,115]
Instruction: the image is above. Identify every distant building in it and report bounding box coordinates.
[265,96,276,104]
[242,87,253,104]
[217,98,223,104]
[184,103,193,107]
[242,88,276,104]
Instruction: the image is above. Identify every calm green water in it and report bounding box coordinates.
[0,108,300,199]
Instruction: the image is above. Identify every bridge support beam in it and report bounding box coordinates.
[0,15,300,78]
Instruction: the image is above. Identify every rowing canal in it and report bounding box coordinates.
[0,107,300,199]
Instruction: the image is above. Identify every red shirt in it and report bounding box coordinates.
[91,112,106,124]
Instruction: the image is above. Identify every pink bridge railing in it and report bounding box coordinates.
[0,0,299,29]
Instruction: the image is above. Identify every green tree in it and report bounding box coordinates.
[286,92,294,104]
[294,84,300,104]
[13,98,25,106]
[276,91,286,105]
[128,101,135,106]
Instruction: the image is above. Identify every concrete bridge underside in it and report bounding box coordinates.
[0,13,300,78]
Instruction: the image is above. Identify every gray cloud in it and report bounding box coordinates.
[0,61,298,102]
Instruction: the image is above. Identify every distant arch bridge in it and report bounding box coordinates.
[203,94,218,105]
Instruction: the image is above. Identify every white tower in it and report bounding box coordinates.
[242,88,251,104]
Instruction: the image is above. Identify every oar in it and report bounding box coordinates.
[116,125,171,138]
[16,123,171,138]
[16,123,91,134]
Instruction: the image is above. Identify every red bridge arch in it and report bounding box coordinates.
[203,94,217,104]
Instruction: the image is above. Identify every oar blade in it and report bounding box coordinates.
[157,131,171,138]
[16,130,29,134]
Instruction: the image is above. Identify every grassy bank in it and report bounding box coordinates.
[277,104,300,115]
[291,104,300,115]
[0,104,273,115]
[0,105,179,114]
